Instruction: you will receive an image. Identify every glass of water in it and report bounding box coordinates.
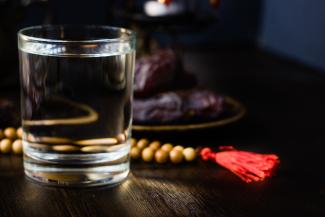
[18,25,135,186]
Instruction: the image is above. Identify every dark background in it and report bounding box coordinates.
[0,0,325,84]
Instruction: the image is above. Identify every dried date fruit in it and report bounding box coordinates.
[181,89,224,119]
[133,92,183,123]
[133,89,224,123]
[134,50,196,97]
[135,50,180,97]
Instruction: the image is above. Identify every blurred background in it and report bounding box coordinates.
[0,0,325,89]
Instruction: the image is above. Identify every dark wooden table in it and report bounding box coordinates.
[0,48,324,217]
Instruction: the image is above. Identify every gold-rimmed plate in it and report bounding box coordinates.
[132,96,246,132]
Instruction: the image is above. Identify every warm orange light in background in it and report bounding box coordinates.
[209,0,221,8]
[157,0,172,5]
[158,0,220,8]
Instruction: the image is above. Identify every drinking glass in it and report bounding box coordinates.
[18,25,135,186]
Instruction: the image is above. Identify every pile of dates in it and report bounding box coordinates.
[133,50,224,124]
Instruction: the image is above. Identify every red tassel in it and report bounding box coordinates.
[200,146,280,183]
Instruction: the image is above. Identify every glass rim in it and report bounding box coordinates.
[18,25,136,44]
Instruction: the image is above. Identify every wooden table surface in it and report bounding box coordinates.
[0,48,324,217]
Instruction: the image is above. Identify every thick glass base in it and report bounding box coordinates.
[23,143,130,187]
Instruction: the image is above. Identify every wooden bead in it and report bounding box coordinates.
[155,149,169,164]
[169,149,183,164]
[130,147,141,159]
[131,138,137,148]
[117,133,126,143]
[137,139,149,150]
[149,141,161,151]
[142,147,154,162]
[0,139,12,154]
[4,127,16,140]
[52,145,79,152]
[80,146,108,152]
[183,147,196,162]
[12,139,23,154]
[173,145,184,152]
[161,143,173,153]
[16,127,23,139]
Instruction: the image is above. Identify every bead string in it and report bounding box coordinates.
[0,127,280,183]
[0,127,23,155]
[131,138,197,164]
